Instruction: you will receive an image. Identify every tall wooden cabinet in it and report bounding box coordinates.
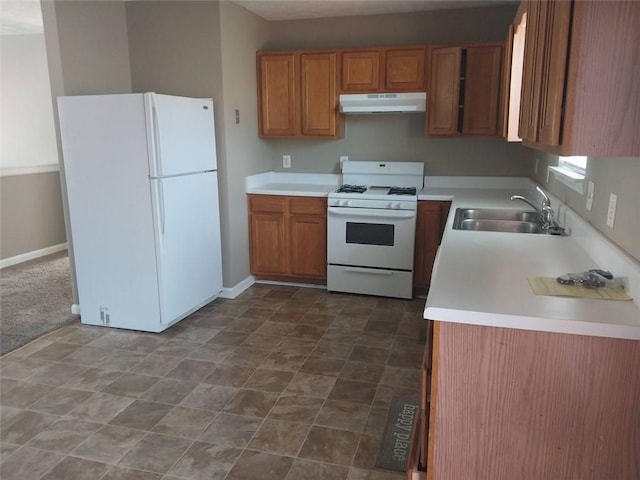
[257,51,339,138]
[517,0,640,156]
[248,195,327,283]
[426,44,502,137]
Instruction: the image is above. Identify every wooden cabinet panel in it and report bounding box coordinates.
[249,195,286,214]
[413,201,451,294]
[427,48,461,136]
[341,50,382,92]
[427,321,640,479]
[463,46,502,135]
[257,53,298,137]
[249,213,287,275]
[248,195,327,283]
[535,0,571,146]
[289,196,326,215]
[289,214,326,278]
[300,52,338,137]
[427,44,502,137]
[385,47,426,91]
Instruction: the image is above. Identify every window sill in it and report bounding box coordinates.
[548,165,585,194]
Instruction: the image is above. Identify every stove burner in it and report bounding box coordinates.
[336,184,367,194]
[388,186,417,196]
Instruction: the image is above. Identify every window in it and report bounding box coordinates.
[548,156,587,194]
[559,156,587,176]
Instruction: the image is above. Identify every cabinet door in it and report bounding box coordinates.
[249,213,287,275]
[257,53,298,137]
[536,0,571,146]
[463,46,502,135]
[300,52,338,137]
[518,0,545,142]
[426,47,461,136]
[385,47,426,91]
[289,214,327,280]
[341,50,382,92]
[413,201,450,292]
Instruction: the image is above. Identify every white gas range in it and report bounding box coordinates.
[327,161,424,299]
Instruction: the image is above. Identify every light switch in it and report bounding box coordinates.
[586,181,594,211]
[606,193,617,228]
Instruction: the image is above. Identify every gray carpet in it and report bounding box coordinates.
[0,251,79,356]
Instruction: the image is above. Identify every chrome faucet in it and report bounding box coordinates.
[511,186,559,232]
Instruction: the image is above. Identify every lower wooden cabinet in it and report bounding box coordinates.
[248,195,327,283]
[425,320,640,479]
[413,201,451,295]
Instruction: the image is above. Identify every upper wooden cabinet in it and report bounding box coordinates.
[257,51,339,138]
[426,44,503,137]
[517,0,640,156]
[341,50,382,92]
[340,46,427,93]
[257,53,297,137]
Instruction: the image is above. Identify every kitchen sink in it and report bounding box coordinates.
[452,208,544,234]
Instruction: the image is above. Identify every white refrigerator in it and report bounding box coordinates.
[58,92,223,332]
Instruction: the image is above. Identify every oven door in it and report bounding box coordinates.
[327,206,416,270]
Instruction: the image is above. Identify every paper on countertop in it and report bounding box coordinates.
[527,276,633,301]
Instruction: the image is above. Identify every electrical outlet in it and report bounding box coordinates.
[282,155,291,169]
[606,193,617,228]
[586,181,594,211]
[340,155,348,169]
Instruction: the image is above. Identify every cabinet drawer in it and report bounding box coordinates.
[249,195,286,213]
[289,197,326,215]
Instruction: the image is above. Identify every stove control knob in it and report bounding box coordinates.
[340,200,351,207]
[389,202,401,209]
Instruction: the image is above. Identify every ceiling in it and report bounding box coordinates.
[231,0,516,21]
[0,0,516,35]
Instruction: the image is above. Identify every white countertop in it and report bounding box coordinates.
[245,171,339,197]
[245,172,640,340]
[422,180,640,340]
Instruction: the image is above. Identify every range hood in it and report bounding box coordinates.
[339,92,426,114]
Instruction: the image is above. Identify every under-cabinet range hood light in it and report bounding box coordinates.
[339,92,426,114]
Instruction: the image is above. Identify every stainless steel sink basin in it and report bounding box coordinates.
[452,208,544,234]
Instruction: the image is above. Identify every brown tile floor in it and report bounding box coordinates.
[0,284,426,480]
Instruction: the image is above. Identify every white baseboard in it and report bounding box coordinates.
[219,275,255,299]
[0,243,68,269]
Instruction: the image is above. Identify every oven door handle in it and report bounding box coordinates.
[344,267,394,276]
[327,207,415,220]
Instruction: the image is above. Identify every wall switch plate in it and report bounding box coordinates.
[586,181,594,211]
[340,155,348,168]
[282,155,291,169]
[606,193,617,228]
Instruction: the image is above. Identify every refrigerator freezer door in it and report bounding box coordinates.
[146,93,217,177]
[150,171,223,324]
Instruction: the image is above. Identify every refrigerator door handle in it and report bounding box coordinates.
[150,96,163,178]
[158,180,166,235]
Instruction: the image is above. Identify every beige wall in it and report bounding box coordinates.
[531,154,640,262]
[0,173,67,259]
[126,0,271,288]
[53,1,132,95]
[266,5,518,49]
[268,115,533,175]
[218,1,271,287]
[264,5,534,175]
